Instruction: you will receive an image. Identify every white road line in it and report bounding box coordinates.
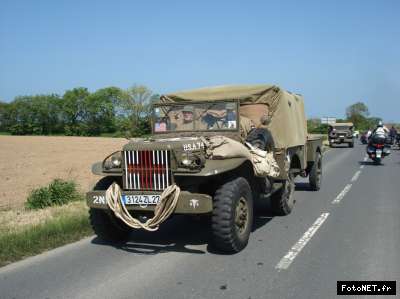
[360,165,365,169]
[332,184,352,204]
[275,213,330,270]
[363,156,368,162]
[351,170,361,182]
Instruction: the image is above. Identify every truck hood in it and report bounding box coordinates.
[123,136,205,153]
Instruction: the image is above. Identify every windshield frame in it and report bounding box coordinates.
[151,100,240,134]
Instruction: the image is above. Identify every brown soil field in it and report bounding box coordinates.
[0,136,127,210]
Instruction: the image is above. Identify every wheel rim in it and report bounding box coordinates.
[235,197,249,235]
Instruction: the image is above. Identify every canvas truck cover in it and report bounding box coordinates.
[161,84,307,149]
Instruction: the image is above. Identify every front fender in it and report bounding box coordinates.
[174,157,249,177]
[91,162,122,176]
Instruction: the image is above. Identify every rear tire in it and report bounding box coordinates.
[309,152,322,191]
[373,157,381,165]
[271,173,295,215]
[89,177,130,242]
[212,177,253,253]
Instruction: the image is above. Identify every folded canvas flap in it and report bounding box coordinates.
[201,136,280,178]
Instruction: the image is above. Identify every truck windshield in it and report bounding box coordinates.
[153,101,238,133]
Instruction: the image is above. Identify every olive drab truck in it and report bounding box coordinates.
[86,84,323,253]
[328,122,355,148]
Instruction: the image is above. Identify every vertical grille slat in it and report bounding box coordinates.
[124,149,171,191]
[132,150,136,190]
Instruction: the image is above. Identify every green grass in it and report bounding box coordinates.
[26,179,83,210]
[0,211,92,267]
[0,131,11,135]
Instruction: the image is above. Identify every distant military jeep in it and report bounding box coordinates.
[328,123,354,148]
[87,85,323,253]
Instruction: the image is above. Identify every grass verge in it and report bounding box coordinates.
[0,206,92,267]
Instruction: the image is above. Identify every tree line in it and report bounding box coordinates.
[0,89,389,137]
[308,102,384,134]
[0,85,157,137]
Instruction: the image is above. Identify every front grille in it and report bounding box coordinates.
[123,150,171,191]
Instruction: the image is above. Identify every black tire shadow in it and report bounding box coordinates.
[91,210,275,255]
[91,215,209,255]
[329,144,353,149]
[358,161,385,166]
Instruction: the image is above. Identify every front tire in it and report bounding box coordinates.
[89,177,130,242]
[271,173,295,215]
[349,141,354,148]
[211,177,253,253]
[309,152,322,191]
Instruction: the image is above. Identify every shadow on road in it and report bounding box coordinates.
[92,215,209,255]
[329,144,353,149]
[358,160,385,166]
[91,211,275,256]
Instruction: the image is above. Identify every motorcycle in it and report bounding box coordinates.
[367,135,390,164]
[366,134,391,164]
[360,133,368,144]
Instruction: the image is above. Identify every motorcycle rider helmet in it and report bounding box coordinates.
[377,121,383,127]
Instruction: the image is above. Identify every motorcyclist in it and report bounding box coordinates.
[389,126,397,144]
[372,121,387,137]
[369,121,388,147]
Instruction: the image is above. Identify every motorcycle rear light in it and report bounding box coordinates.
[372,144,384,148]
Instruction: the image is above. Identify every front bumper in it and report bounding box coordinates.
[329,137,353,143]
[86,190,213,214]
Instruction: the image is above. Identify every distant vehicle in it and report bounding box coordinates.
[86,84,323,253]
[353,130,360,138]
[360,132,368,144]
[328,123,354,148]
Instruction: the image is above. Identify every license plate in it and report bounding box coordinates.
[376,150,382,158]
[122,195,161,205]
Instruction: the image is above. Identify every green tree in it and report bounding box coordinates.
[0,101,11,132]
[118,85,154,136]
[62,87,90,135]
[81,87,124,135]
[307,118,329,134]
[4,95,62,135]
[345,102,370,130]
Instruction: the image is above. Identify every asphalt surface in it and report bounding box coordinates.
[1,143,399,299]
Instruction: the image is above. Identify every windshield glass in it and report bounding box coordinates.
[153,101,238,133]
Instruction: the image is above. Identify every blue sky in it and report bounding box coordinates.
[1,0,399,121]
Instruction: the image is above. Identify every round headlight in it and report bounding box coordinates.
[111,154,122,167]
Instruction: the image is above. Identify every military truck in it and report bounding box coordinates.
[87,85,323,252]
[328,122,354,148]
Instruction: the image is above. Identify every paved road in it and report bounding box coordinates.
[1,143,399,299]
